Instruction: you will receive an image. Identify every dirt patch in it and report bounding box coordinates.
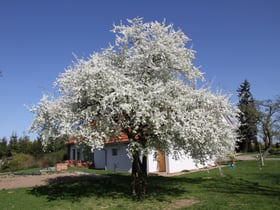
[235,154,257,161]
[151,165,224,177]
[0,172,109,190]
[168,198,199,209]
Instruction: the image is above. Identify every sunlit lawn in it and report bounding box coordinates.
[0,160,279,210]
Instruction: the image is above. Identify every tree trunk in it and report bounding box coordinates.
[262,144,272,158]
[131,152,147,199]
[262,133,272,158]
[257,142,265,167]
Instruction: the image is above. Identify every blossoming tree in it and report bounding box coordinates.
[30,18,239,197]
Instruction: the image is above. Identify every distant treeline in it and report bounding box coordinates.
[0,133,67,159]
[0,133,68,172]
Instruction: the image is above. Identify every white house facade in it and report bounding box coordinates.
[67,130,217,173]
[94,142,132,172]
[94,142,212,173]
[67,138,85,161]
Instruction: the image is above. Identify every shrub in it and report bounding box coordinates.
[1,153,38,172]
[39,149,67,168]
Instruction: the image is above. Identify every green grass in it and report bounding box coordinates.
[0,160,279,210]
[268,153,280,158]
[0,167,41,176]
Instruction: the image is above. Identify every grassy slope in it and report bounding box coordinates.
[0,160,279,210]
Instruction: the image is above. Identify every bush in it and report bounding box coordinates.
[39,149,67,168]
[269,146,280,155]
[0,149,67,172]
[1,153,38,172]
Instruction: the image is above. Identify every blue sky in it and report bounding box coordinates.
[0,0,279,139]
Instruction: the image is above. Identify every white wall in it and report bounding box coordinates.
[105,143,132,172]
[69,144,84,161]
[147,149,213,173]
[147,150,158,173]
[167,155,198,173]
[94,145,214,174]
[94,149,106,169]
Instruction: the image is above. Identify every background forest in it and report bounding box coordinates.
[0,133,67,172]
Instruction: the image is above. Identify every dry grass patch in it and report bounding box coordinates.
[168,197,199,209]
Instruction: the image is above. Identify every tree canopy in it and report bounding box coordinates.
[30,18,239,197]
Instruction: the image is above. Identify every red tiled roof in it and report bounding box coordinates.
[105,132,129,144]
[67,137,76,144]
[67,132,129,145]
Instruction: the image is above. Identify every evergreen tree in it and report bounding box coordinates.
[0,137,8,158]
[18,135,32,154]
[237,80,258,152]
[45,136,67,153]
[9,132,19,154]
[30,137,44,158]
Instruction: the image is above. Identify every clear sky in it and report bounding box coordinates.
[0,0,279,139]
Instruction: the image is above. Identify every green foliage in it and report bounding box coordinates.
[237,80,258,152]
[45,136,67,153]
[0,133,68,173]
[0,134,46,159]
[0,137,8,158]
[269,144,280,156]
[39,149,67,168]
[83,144,94,161]
[18,135,33,154]
[9,132,19,154]
[0,149,67,172]
[30,138,44,159]
[1,153,38,172]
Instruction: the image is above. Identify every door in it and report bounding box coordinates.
[157,150,166,172]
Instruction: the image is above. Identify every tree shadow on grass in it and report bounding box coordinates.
[146,175,203,201]
[29,173,130,202]
[146,175,212,201]
[29,173,192,202]
[203,174,280,198]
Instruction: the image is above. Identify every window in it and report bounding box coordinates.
[72,149,76,160]
[112,148,118,156]
[77,149,80,160]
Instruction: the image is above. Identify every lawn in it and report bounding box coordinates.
[0,160,279,210]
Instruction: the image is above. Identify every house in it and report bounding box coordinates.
[67,137,86,162]
[67,134,210,173]
[93,132,212,173]
[66,114,236,173]
[66,137,93,168]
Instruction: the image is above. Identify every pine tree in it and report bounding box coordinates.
[0,137,8,158]
[18,135,33,154]
[30,137,44,159]
[237,80,258,152]
[9,132,19,154]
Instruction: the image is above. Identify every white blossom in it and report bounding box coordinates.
[30,18,239,164]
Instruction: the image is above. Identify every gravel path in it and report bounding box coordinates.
[0,172,108,190]
[235,154,257,161]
